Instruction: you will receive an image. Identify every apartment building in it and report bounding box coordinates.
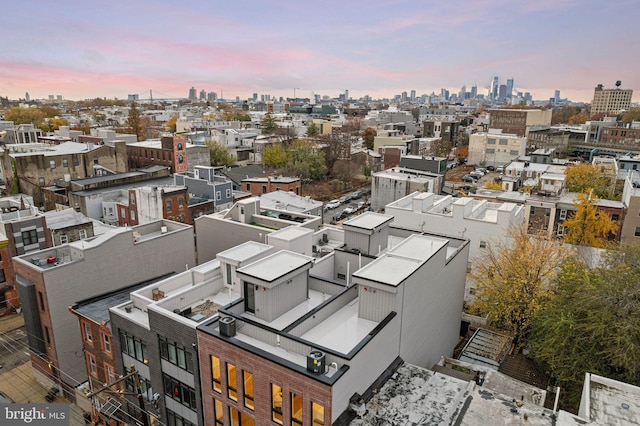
[591,83,633,117]
[489,109,552,137]
[43,208,95,246]
[241,176,301,196]
[196,212,469,425]
[371,167,443,211]
[174,166,235,212]
[467,131,526,167]
[12,220,195,394]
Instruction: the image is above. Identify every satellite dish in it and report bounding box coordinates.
[616,80,622,88]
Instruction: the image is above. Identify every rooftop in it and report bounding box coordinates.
[237,250,313,284]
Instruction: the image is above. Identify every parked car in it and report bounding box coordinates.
[343,204,358,215]
[462,175,477,183]
[339,195,351,204]
[333,211,346,222]
[474,168,487,174]
[496,165,505,173]
[469,171,484,179]
[486,165,496,172]
[351,190,363,200]
[325,199,341,210]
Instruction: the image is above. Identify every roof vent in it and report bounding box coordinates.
[219,316,236,337]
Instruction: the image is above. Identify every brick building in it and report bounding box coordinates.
[241,176,301,196]
[127,135,188,173]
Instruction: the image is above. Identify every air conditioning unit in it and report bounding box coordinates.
[306,350,326,374]
[219,317,236,337]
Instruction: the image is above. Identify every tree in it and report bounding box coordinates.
[484,181,503,190]
[166,115,178,133]
[285,139,327,180]
[262,144,288,169]
[363,127,377,150]
[126,102,147,141]
[620,108,640,122]
[530,244,640,411]
[564,163,614,199]
[567,112,589,124]
[4,106,46,128]
[207,141,236,167]
[261,114,277,135]
[305,122,320,137]
[430,139,452,158]
[551,106,581,124]
[43,117,69,132]
[469,225,569,343]
[562,192,617,248]
[454,146,468,163]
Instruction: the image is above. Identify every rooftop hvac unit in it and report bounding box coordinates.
[307,350,326,374]
[219,316,236,337]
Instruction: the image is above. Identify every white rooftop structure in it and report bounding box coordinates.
[578,373,640,425]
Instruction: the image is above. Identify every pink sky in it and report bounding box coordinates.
[2,0,638,103]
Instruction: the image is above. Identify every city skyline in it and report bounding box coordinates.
[2,0,639,103]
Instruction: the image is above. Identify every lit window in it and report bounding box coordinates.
[214,398,224,425]
[312,402,324,425]
[211,356,222,393]
[291,392,303,425]
[227,362,237,401]
[272,384,283,424]
[243,371,254,410]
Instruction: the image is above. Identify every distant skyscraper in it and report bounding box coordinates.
[208,92,217,101]
[440,88,449,101]
[470,85,477,99]
[48,95,54,101]
[490,76,499,100]
[401,91,408,102]
[344,89,349,101]
[554,90,561,104]
[459,85,466,100]
[127,94,139,101]
[199,89,206,100]
[253,93,258,101]
[506,78,514,99]
[410,90,416,101]
[188,87,197,100]
[25,92,30,102]
[498,85,507,100]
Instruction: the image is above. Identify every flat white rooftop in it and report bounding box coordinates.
[300,297,377,354]
[343,212,393,231]
[238,250,312,283]
[217,241,272,263]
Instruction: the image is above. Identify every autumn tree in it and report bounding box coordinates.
[126,102,147,141]
[454,146,468,163]
[430,139,452,158]
[619,108,640,122]
[306,122,320,138]
[564,163,615,199]
[262,144,288,169]
[469,225,569,343]
[562,192,617,248]
[484,181,503,190]
[4,106,46,128]
[530,244,640,410]
[567,112,589,124]
[551,106,581,124]
[261,114,277,135]
[285,139,327,180]
[363,127,377,150]
[166,115,178,133]
[207,141,236,167]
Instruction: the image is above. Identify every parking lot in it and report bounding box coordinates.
[323,189,371,223]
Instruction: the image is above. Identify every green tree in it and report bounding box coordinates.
[470,225,569,343]
[126,102,147,141]
[285,139,327,180]
[562,192,617,248]
[564,163,615,199]
[306,122,320,137]
[262,144,288,169]
[363,127,377,150]
[530,244,640,411]
[207,141,236,167]
[261,113,277,135]
[4,106,46,127]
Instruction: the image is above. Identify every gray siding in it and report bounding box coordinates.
[357,285,397,322]
[254,273,308,323]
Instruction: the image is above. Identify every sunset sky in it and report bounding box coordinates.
[2,0,638,103]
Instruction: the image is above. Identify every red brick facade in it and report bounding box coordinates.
[198,332,332,426]
[242,178,301,196]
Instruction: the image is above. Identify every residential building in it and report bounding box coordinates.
[371,167,443,211]
[578,373,640,424]
[259,190,323,217]
[43,209,94,246]
[467,131,526,167]
[0,141,128,205]
[12,220,195,394]
[489,109,552,137]
[196,212,470,425]
[194,197,322,264]
[126,136,190,173]
[174,166,235,212]
[591,83,633,117]
[618,175,640,243]
[3,123,43,144]
[242,176,301,196]
[423,119,459,145]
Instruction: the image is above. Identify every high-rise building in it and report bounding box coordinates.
[459,85,466,100]
[498,85,507,100]
[470,86,477,98]
[506,78,514,99]
[401,91,408,102]
[440,88,449,101]
[490,76,499,100]
[189,86,197,100]
[591,83,633,117]
[344,89,349,101]
[410,90,416,101]
[25,92,30,102]
[200,89,206,100]
[252,93,258,101]
[208,91,218,101]
[554,90,561,104]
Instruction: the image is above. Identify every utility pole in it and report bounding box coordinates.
[132,365,150,426]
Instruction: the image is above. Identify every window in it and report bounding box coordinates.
[159,337,193,373]
[163,374,196,411]
[166,409,196,426]
[211,356,222,393]
[226,189,231,198]
[226,264,232,287]
[50,160,56,169]
[166,200,172,212]
[59,234,68,244]
[178,197,184,209]
[216,191,221,201]
[73,156,79,166]
[86,352,97,377]
[213,398,224,426]
[62,158,68,167]
[510,150,520,155]
[499,139,508,145]
[125,367,152,396]
[178,155,184,164]
[229,407,255,426]
[291,393,303,425]
[93,156,99,165]
[84,322,93,343]
[38,177,45,186]
[312,402,324,425]
[227,362,237,401]
[105,364,116,388]
[44,326,51,345]
[262,186,267,194]
[486,148,495,154]
[246,183,251,191]
[611,214,619,221]
[102,333,111,354]
[119,331,147,363]
[271,384,283,424]
[38,291,45,311]
[479,241,487,249]
[22,229,38,246]
[559,209,567,220]
[243,370,254,410]
[487,138,496,144]
[79,229,87,239]
[634,227,640,237]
